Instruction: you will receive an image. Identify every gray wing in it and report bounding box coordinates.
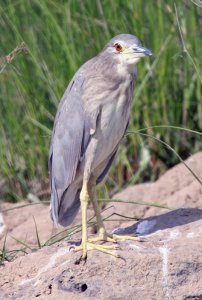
[96,120,129,184]
[49,70,100,224]
[96,149,118,184]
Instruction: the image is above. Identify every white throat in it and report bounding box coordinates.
[116,54,139,76]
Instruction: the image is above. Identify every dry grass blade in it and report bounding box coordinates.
[43,205,114,246]
[135,125,202,136]
[0,42,27,73]
[33,216,41,249]
[100,199,174,210]
[0,231,8,265]
[0,201,50,213]
[26,116,52,136]
[103,212,140,221]
[128,130,202,186]
[10,235,33,251]
[191,0,202,7]
[174,2,202,84]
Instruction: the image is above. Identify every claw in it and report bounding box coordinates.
[74,255,87,265]
[69,245,76,252]
[74,231,143,259]
[138,237,147,242]
[74,241,119,258]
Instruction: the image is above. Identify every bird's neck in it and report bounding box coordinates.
[95,53,136,83]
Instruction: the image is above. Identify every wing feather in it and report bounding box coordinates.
[49,69,101,223]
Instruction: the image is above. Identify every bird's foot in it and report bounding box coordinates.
[88,231,142,243]
[111,233,143,242]
[73,232,144,261]
[74,241,119,260]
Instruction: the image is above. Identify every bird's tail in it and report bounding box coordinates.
[50,181,81,227]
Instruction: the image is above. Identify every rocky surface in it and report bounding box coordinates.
[0,152,202,299]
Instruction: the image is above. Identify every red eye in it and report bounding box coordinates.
[114,43,123,52]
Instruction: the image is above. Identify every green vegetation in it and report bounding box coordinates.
[0,0,202,201]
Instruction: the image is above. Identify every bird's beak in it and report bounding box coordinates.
[132,45,152,57]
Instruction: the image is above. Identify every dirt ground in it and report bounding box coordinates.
[0,152,202,300]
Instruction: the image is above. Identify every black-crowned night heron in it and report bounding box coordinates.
[49,34,152,259]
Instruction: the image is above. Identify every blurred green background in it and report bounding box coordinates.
[0,0,201,202]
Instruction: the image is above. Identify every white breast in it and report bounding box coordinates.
[89,77,133,169]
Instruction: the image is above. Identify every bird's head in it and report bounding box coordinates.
[102,34,152,74]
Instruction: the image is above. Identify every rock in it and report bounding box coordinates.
[0,152,202,299]
[102,151,202,232]
[0,208,202,299]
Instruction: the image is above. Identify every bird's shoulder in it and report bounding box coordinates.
[57,56,98,105]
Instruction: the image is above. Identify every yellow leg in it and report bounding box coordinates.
[88,179,141,244]
[74,180,118,259]
[79,182,89,259]
[88,179,107,239]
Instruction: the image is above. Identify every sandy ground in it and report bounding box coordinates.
[0,152,202,299]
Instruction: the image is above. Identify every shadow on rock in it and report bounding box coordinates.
[112,208,202,236]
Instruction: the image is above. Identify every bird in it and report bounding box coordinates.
[49,33,152,260]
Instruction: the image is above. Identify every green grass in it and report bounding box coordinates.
[0,0,202,200]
